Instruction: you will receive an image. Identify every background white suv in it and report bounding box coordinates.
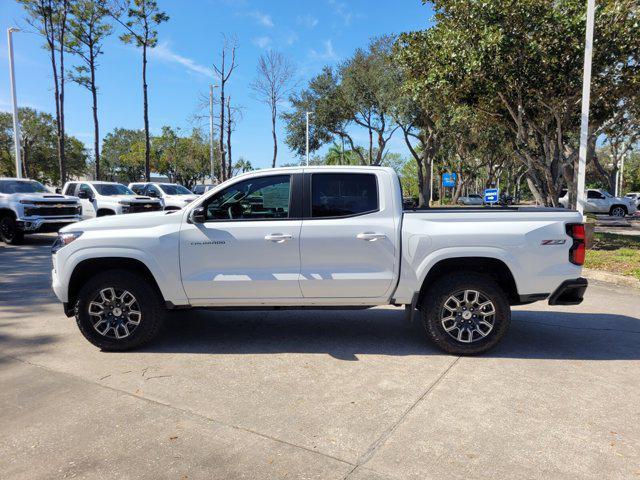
[129,182,198,210]
[62,181,162,218]
[559,188,637,217]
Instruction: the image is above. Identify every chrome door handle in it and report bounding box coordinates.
[265,233,293,243]
[356,232,386,242]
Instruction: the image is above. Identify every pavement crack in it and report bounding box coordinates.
[343,356,461,480]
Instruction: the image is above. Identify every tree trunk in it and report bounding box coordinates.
[219,84,226,181]
[271,104,277,168]
[49,44,64,184]
[90,54,100,180]
[226,97,232,178]
[142,43,150,181]
[59,20,67,183]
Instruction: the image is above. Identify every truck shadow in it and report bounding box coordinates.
[148,308,640,361]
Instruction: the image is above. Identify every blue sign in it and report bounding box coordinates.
[442,173,457,188]
[484,188,499,204]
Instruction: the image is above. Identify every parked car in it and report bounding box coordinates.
[51,166,588,355]
[625,192,640,208]
[193,184,217,195]
[558,188,637,217]
[0,177,81,244]
[61,181,162,219]
[128,182,198,210]
[457,194,484,206]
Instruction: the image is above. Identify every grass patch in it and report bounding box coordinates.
[585,232,640,280]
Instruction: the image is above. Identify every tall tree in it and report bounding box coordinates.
[112,0,169,181]
[18,0,71,184]
[213,35,237,181]
[66,0,113,180]
[250,50,296,168]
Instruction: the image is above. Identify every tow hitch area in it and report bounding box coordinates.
[548,278,588,305]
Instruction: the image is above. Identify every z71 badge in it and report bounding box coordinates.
[541,239,567,245]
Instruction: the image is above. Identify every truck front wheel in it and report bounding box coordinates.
[0,214,23,245]
[420,273,511,355]
[75,270,165,351]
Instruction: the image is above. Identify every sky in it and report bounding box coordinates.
[0,0,433,171]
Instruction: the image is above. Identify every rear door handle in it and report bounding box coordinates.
[356,232,386,242]
[265,233,293,243]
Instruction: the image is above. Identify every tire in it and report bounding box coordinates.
[420,272,511,355]
[609,205,627,218]
[75,270,165,351]
[0,214,24,245]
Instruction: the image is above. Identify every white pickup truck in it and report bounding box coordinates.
[0,177,81,244]
[51,167,588,355]
[61,181,163,218]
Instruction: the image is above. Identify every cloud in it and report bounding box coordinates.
[328,0,356,26]
[309,40,338,61]
[252,36,272,49]
[249,10,274,27]
[297,14,319,28]
[148,42,210,77]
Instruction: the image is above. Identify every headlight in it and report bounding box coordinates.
[118,200,130,205]
[51,231,83,254]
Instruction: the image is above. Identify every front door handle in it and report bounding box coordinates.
[265,233,293,243]
[356,232,386,242]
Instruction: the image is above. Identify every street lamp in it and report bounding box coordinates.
[575,0,595,215]
[305,111,313,166]
[7,27,22,179]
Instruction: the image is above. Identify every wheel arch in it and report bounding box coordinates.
[418,256,520,306]
[0,208,16,219]
[68,257,164,312]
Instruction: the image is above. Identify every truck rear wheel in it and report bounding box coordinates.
[420,273,511,355]
[0,214,23,245]
[75,270,165,351]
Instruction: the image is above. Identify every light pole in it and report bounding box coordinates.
[209,84,218,182]
[575,0,595,215]
[7,27,22,179]
[305,111,312,166]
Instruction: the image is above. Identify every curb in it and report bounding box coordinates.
[582,268,640,291]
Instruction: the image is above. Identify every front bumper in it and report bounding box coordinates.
[548,278,588,305]
[17,216,80,233]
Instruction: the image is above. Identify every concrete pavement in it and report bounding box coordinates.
[1,234,639,479]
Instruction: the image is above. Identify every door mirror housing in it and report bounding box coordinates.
[77,190,92,200]
[190,207,206,224]
[148,189,159,198]
[55,187,62,194]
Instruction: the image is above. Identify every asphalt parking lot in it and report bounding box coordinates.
[1,234,639,480]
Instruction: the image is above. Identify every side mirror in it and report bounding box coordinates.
[77,191,88,199]
[190,207,206,224]
[55,187,62,194]
[148,190,159,197]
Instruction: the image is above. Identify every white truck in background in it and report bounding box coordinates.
[0,177,81,244]
[51,167,588,355]
[61,181,162,219]
[559,188,637,217]
[128,182,198,210]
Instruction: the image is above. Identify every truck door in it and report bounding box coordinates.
[78,183,96,219]
[586,190,606,213]
[299,172,398,299]
[180,173,303,302]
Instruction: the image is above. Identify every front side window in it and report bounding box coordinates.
[93,184,134,196]
[587,190,604,199]
[0,180,48,194]
[146,185,162,197]
[311,173,378,218]
[79,184,93,198]
[204,175,290,221]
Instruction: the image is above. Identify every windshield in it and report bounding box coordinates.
[93,183,134,196]
[601,190,613,198]
[0,180,49,194]
[159,184,192,195]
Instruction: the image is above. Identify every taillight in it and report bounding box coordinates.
[566,223,586,266]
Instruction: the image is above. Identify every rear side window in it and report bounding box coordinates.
[311,173,378,218]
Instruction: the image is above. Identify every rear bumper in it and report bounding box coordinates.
[548,278,588,305]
